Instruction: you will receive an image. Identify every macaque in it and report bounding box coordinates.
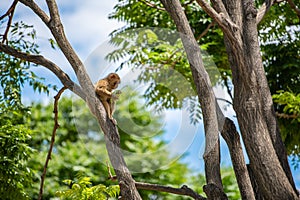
[95,73,121,125]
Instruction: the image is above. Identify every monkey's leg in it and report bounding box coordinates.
[102,100,112,119]
[110,101,118,125]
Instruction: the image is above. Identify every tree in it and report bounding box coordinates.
[0,1,141,199]
[27,91,191,199]
[1,1,299,200]
[109,0,300,199]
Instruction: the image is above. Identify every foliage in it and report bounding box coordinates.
[0,107,33,200]
[0,21,55,110]
[108,0,300,159]
[0,21,55,200]
[27,90,191,199]
[259,3,300,159]
[56,174,119,200]
[221,168,240,200]
[273,91,300,167]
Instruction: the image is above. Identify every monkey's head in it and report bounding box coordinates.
[107,73,120,89]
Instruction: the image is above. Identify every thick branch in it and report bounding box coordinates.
[0,43,86,100]
[221,118,255,200]
[136,182,206,200]
[38,86,67,200]
[16,1,142,198]
[160,0,226,197]
[195,0,239,36]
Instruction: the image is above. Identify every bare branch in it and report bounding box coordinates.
[286,0,300,20]
[276,112,299,119]
[0,0,18,44]
[0,43,86,100]
[0,0,18,21]
[139,0,166,11]
[136,182,206,200]
[196,21,215,40]
[38,86,67,200]
[45,0,61,23]
[108,173,206,200]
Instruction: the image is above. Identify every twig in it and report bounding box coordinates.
[106,161,117,181]
[38,86,67,200]
[139,0,166,11]
[196,21,215,41]
[216,97,232,105]
[0,0,18,44]
[276,112,299,119]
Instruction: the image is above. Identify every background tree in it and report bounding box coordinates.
[108,0,300,199]
[1,0,299,199]
[27,90,191,199]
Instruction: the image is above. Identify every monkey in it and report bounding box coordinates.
[95,73,121,125]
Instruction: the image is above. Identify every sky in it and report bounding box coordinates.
[1,0,299,189]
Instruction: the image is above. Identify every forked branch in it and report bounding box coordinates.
[0,0,18,44]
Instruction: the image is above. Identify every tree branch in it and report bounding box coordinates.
[107,162,205,199]
[160,0,226,197]
[0,43,86,100]
[220,118,255,200]
[195,0,239,35]
[18,0,50,25]
[38,86,67,200]
[196,21,215,41]
[257,0,275,24]
[286,0,300,20]
[136,182,206,200]
[0,0,18,44]
[9,1,142,198]
[139,0,166,11]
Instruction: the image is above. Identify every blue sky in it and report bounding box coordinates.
[1,0,299,189]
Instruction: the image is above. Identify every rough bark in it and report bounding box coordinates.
[197,0,299,198]
[8,0,142,199]
[221,118,255,200]
[160,1,226,199]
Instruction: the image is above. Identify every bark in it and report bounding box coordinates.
[7,0,142,199]
[160,1,227,199]
[221,118,255,200]
[198,0,299,198]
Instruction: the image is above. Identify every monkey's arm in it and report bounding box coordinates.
[95,79,112,98]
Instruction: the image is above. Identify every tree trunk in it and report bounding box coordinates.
[16,1,142,199]
[219,0,298,198]
[160,1,227,199]
[221,118,255,200]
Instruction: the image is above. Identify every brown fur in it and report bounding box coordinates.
[95,73,120,124]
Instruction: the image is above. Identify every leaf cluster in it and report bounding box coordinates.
[56,174,119,200]
[273,91,300,165]
[0,21,56,109]
[0,107,33,200]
